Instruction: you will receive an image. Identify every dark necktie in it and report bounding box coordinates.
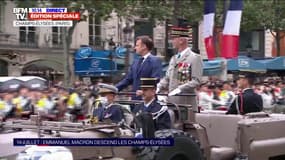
[137,57,144,72]
[177,52,181,59]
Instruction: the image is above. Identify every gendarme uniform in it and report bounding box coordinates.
[226,72,263,115]
[158,47,203,111]
[133,78,171,131]
[93,83,124,123]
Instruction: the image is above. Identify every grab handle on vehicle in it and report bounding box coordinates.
[118,92,196,97]
[244,112,269,118]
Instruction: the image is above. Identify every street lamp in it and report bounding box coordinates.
[122,22,133,73]
[108,38,116,83]
[123,22,133,45]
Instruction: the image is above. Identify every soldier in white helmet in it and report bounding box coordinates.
[94,83,124,123]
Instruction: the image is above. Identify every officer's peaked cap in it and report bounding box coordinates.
[140,78,157,88]
[98,83,118,94]
[237,71,256,79]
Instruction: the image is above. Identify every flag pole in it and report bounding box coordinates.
[223,0,229,27]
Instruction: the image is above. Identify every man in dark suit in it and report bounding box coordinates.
[93,83,124,123]
[226,71,263,115]
[133,78,171,131]
[116,36,162,103]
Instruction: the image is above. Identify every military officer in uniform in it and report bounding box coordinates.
[133,78,171,131]
[156,28,203,111]
[226,71,263,115]
[94,83,124,123]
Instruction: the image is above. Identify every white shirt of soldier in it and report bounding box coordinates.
[104,103,113,109]
[177,47,190,59]
[144,98,155,108]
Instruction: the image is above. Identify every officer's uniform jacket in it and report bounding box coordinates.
[226,88,263,115]
[102,103,124,123]
[93,103,124,123]
[133,99,171,130]
[158,48,203,110]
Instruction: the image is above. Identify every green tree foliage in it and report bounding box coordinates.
[242,0,285,56]
[13,0,205,85]
[14,0,128,86]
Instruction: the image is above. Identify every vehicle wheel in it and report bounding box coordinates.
[136,129,204,160]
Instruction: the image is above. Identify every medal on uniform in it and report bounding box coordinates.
[177,62,192,83]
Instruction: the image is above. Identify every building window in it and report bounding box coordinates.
[19,27,36,46]
[52,27,63,47]
[239,30,265,58]
[0,60,8,76]
[89,15,102,47]
[0,2,5,32]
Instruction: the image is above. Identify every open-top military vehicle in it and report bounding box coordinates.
[1,97,285,160]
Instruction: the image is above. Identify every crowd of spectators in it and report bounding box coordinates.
[196,78,285,113]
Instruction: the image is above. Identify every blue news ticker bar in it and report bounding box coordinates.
[14,138,174,146]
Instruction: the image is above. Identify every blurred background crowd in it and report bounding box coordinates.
[1,76,285,123]
[197,77,285,112]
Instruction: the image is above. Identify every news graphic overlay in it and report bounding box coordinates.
[14,138,174,147]
[13,8,80,27]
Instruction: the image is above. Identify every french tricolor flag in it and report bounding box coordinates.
[203,0,216,60]
[221,0,243,59]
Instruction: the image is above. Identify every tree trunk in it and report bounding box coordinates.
[222,0,229,27]
[172,0,179,26]
[276,30,281,57]
[213,27,218,57]
[191,21,199,54]
[63,27,71,88]
[62,20,78,88]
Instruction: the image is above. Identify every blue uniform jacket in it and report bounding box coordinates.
[116,54,162,100]
[226,89,263,115]
[94,103,124,123]
[133,100,171,130]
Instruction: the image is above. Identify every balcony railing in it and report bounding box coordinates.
[0,33,39,48]
[0,33,64,49]
[51,43,63,49]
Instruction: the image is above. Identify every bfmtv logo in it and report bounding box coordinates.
[78,47,92,58]
[238,59,249,67]
[91,59,100,68]
[13,8,28,20]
